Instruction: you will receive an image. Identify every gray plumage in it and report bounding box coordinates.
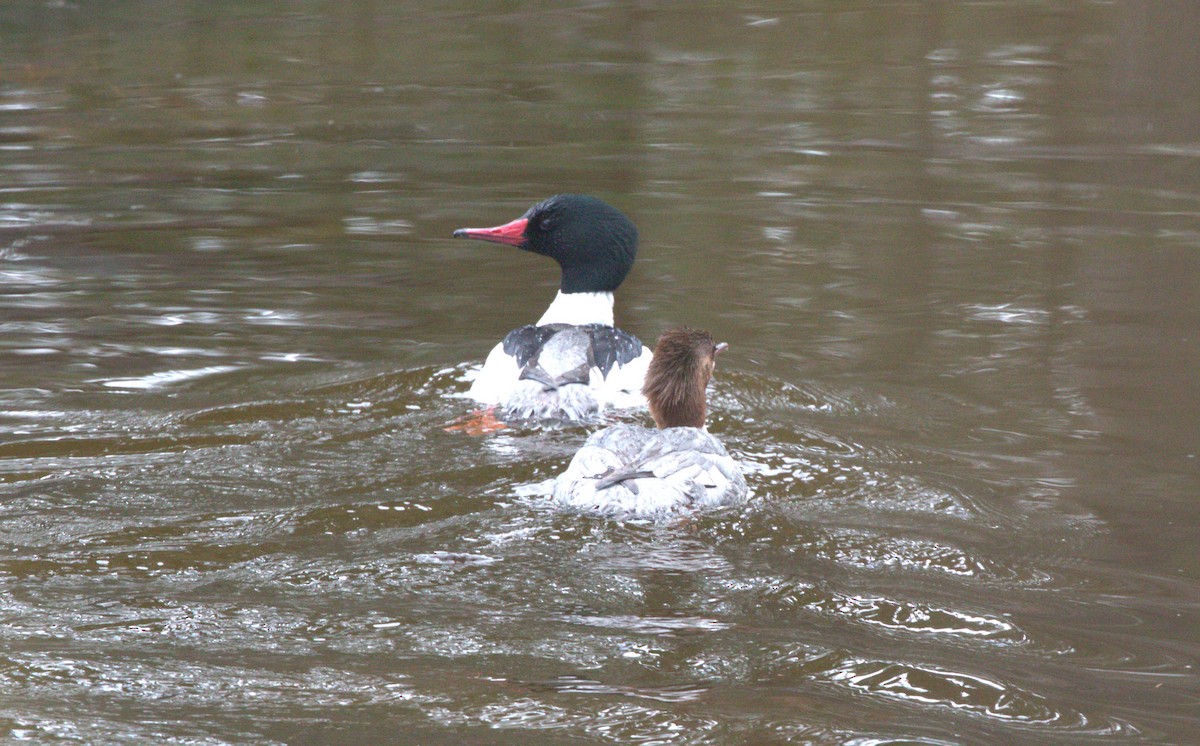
[550,423,747,518]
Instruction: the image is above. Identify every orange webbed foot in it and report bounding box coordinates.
[444,406,508,435]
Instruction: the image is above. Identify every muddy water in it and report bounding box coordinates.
[1,2,1197,744]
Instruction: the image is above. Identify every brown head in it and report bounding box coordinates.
[642,327,727,429]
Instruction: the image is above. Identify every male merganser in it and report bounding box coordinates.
[550,327,747,518]
[453,195,651,422]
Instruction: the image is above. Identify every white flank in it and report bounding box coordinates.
[466,290,651,411]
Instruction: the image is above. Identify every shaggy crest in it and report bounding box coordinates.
[642,327,725,429]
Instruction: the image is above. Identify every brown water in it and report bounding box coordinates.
[2,2,1197,743]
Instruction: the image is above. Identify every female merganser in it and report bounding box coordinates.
[550,327,747,518]
[453,195,652,422]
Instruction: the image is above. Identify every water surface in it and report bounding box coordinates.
[1,2,1197,744]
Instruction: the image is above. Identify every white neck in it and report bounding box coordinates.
[537,291,615,326]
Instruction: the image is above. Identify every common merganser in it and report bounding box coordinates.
[550,327,747,518]
[453,195,651,422]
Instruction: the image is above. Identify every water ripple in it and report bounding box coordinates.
[94,364,244,390]
[757,579,1026,644]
